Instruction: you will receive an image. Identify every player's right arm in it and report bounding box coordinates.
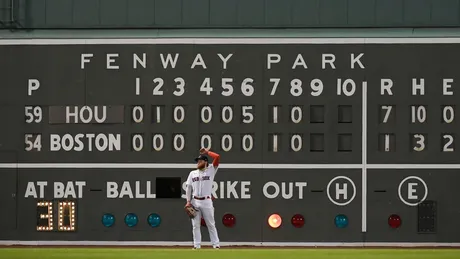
[185,172,193,206]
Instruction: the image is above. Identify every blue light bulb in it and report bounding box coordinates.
[334,214,348,228]
[102,213,115,227]
[147,213,161,228]
[124,213,138,227]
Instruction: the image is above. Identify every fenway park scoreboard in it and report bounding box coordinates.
[0,38,459,245]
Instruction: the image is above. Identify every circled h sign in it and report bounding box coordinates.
[326,176,356,206]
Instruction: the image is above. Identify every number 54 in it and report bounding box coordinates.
[25,134,42,151]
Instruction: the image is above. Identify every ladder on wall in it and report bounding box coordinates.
[0,0,21,30]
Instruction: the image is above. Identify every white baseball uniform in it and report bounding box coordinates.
[185,164,220,248]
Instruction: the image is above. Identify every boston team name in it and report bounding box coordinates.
[192,176,211,182]
[50,133,121,152]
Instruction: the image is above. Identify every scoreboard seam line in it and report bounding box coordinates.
[2,38,460,45]
[1,163,460,169]
[0,163,363,169]
[362,81,367,233]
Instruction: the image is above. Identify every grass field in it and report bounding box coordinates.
[0,248,459,259]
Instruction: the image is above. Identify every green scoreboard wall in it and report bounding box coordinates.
[2,0,460,29]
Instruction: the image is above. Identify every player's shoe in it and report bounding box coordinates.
[213,246,220,249]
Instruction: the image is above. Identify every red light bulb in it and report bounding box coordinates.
[222,213,236,227]
[291,214,305,228]
[388,214,401,229]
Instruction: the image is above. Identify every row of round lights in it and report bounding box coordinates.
[101,213,402,229]
[102,213,161,228]
[268,214,402,229]
[267,214,349,229]
[101,213,238,228]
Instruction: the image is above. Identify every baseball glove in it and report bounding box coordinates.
[184,204,197,218]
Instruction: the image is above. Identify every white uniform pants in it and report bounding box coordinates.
[191,198,220,248]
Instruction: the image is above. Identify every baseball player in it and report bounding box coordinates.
[185,147,220,249]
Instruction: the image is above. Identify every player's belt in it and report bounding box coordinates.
[193,196,211,200]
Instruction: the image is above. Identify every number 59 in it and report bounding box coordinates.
[25,106,42,123]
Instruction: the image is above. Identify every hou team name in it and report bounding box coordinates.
[65,106,107,124]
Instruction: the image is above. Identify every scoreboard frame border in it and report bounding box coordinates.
[0,241,460,247]
[1,36,460,247]
[2,37,460,45]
